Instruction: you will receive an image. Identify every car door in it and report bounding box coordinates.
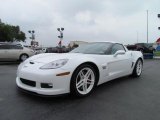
[7,45,23,60]
[0,45,10,61]
[107,44,132,80]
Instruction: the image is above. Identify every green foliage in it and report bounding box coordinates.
[154,51,160,56]
[0,21,26,42]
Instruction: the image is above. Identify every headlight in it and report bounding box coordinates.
[40,59,68,69]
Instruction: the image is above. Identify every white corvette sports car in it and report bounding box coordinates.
[16,42,143,97]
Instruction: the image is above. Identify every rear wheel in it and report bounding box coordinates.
[19,54,29,62]
[70,64,97,97]
[132,59,143,77]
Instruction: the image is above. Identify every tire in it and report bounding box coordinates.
[132,59,143,77]
[19,54,29,62]
[70,64,97,97]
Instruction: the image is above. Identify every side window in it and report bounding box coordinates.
[111,44,125,54]
[8,45,14,49]
[17,45,23,49]
[10,45,23,49]
[0,45,9,49]
[0,45,3,49]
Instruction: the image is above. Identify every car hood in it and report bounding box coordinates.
[28,53,86,63]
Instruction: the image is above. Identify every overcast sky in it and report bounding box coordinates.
[0,0,160,46]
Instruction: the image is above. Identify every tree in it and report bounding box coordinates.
[0,21,26,42]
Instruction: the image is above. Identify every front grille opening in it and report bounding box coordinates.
[41,83,53,88]
[20,78,36,87]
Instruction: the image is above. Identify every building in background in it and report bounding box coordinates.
[31,40,39,47]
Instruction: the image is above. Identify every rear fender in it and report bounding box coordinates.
[130,51,143,68]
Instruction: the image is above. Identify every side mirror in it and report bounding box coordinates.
[113,50,125,57]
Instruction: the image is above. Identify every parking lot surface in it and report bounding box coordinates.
[0,60,160,120]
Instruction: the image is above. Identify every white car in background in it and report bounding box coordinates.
[0,43,35,61]
[16,41,143,97]
[34,47,47,54]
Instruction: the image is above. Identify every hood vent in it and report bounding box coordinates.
[30,61,35,64]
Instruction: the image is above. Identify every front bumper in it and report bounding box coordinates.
[16,66,72,95]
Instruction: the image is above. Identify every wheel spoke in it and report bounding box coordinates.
[87,79,94,85]
[79,71,85,79]
[76,80,83,89]
[85,69,92,79]
[83,83,87,92]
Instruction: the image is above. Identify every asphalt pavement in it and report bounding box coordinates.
[0,59,160,120]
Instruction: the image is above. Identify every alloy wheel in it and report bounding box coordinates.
[136,60,142,76]
[76,67,95,95]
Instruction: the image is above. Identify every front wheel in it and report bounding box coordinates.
[132,59,143,77]
[70,64,97,97]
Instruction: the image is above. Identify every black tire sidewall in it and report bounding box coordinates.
[19,54,29,61]
[70,64,97,97]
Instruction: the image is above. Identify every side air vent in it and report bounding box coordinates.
[30,61,34,64]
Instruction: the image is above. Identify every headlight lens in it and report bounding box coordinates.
[40,59,68,69]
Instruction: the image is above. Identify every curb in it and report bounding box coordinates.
[154,56,160,59]
[0,61,20,65]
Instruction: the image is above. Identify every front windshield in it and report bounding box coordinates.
[70,42,113,55]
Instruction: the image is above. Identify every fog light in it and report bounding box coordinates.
[41,83,53,88]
